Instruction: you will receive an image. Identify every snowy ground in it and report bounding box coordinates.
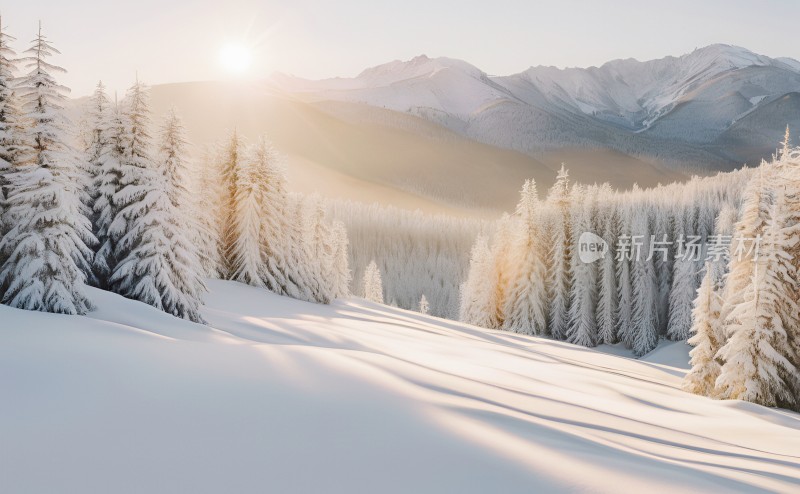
[2,280,799,493]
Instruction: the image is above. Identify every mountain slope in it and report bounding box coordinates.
[274,45,800,172]
[141,82,680,213]
[2,281,799,493]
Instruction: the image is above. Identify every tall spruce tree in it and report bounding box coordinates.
[0,23,94,314]
[502,180,547,335]
[110,80,206,322]
[545,164,572,339]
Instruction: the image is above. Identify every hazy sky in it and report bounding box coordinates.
[5,0,800,96]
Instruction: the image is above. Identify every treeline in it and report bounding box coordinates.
[0,22,348,321]
[459,163,755,357]
[329,200,488,318]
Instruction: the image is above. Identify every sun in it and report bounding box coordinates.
[219,42,252,75]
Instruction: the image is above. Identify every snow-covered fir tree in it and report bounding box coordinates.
[667,204,697,341]
[219,130,245,278]
[545,164,572,339]
[301,195,335,304]
[502,180,547,335]
[596,195,619,344]
[90,97,126,286]
[460,235,494,328]
[630,204,659,356]
[566,185,598,347]
[615,203,635,348]
[108,79,206,322]
[330,220,351,299]
[254,142,310,301]
[363,260,384,304]
[487,214,515,329]
[419,294,429,315]
[192,147,224,277]
[715,191,798,410]
[683,266,724,396]
[0,18,21,242]
[227,139,269,288]
[0,24,94,314]
[0,17,20,179]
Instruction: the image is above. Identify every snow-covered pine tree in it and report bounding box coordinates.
[219,130,245,278]
[0,16,20,176]
[630,204,659,356]
[651,195,673,335]
[502,179,547,335]
[460,235,494,328]
[719,168,772,339]
[109,80,206,322]
[157,108,191,210]
[193,147,224,277]
[667,204,697,341]
[0,18,21,242]
[363,259,384,304]
[487,213,515,329]
[566,185,598,347]
[683,265,724,396]
[715,191,799,410]
[0,23,94,314]
[615,203,635,348]
[227,140,268,288]
[596,194,619,344]
[254,140,309,301]
[419,294,429,315]
[90,97,126,287]
[85,81,110,196]
[301,195,335,304]
[330,220,351,299]
[545,164,572,339]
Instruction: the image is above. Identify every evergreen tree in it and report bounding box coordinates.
[91,98,126,286]
[667,205,697,341]
[0,16,20,177]
[545,164,572,339]
[487,214,515,329]
[302,195,334,304]
[110,81,206,322]
[615,204,635,348]
[596,197,619,344]
[715,192,798,410]
[330,220,351,299]
[219,130,245,278]
[0,23,94,314]
[566,186,598,347]
[193,147,224,277]
[227,140,267,288]
[630,205,659,356]
[684,266,724,396]
[363,259,383,304]
[254,140,309,301]
[0,17,21,245]
[502,180,547,335]
[460,235,494,328]
[419,294,429,315]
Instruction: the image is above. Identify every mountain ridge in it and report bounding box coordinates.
[271,44,800,171]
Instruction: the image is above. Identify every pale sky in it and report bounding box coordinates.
[5,0,800,97]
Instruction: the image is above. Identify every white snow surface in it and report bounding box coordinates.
[2,280,799,493]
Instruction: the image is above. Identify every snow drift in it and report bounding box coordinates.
[1,280,798,493]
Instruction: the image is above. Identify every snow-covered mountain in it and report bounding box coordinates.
[274,45,800,171]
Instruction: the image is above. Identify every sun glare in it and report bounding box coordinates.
[219,43,252,75]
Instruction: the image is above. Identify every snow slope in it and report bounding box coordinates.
[2,280,799,493]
